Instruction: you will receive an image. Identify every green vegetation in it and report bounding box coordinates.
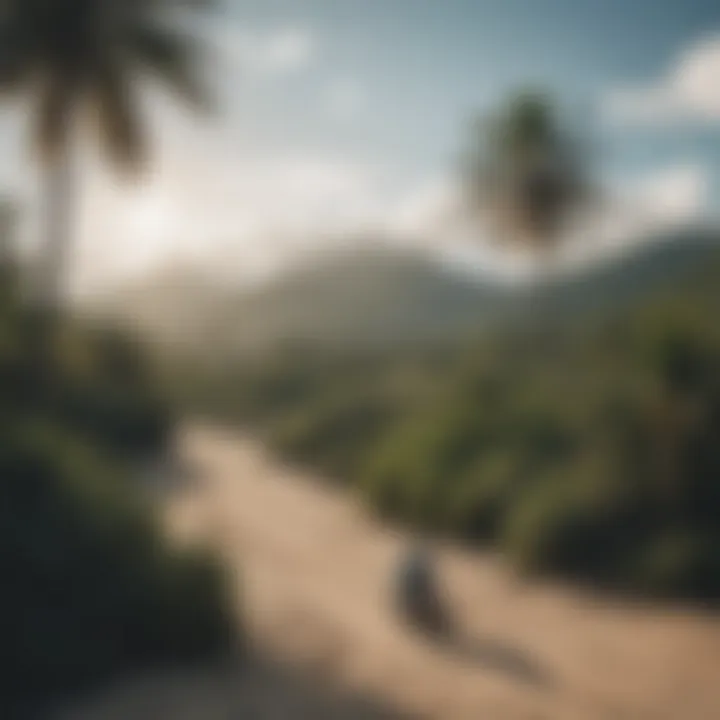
[172,246,720,604]
[0,260,237,719]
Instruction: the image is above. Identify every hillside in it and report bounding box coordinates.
[206,246,506,353]
[159,225,720,603]
[502,227,720,327]
[103,228,720,357]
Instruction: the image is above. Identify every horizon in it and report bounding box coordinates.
[90,219,720,311]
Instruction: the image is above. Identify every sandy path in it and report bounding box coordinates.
[164,424,720,720]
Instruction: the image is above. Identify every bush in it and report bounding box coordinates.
[631,533,720,601]
[503,480,607,578]
[268,392,396,482]
[0,423,237,718]
[0,274,237,718]
[442,452,523,541]
[54,323,173,463]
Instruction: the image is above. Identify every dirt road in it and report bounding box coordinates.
[163,424,720,720]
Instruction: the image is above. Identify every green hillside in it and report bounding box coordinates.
[169,233,720,603]
[110,230,720,359]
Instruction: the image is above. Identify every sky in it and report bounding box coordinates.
[2,0,720,293]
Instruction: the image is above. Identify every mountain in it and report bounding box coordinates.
[102,229,720,356]
[505,227,720,326]
[206,246,508,353]
[99,244,508,354]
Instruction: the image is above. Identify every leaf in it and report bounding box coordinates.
[89,60,146,173]
[131,24,212,111]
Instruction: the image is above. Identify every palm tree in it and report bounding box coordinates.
[463,89,592,259]
[0,0,212,310]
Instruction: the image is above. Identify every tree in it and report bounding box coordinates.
[463,89,593,257]
[0,0,212,310]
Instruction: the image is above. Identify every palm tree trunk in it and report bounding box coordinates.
[37,142,74,313]
[25,140,75,409]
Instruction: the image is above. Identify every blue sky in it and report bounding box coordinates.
[221,0,720,181]
[4,0,720,291]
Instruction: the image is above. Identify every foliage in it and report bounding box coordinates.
[463,89,592,252]
[0,263,236,718]
[0,0,210,167]
[176,252,720,604]
[53,322,173,463]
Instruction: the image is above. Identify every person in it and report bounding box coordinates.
[395,541,448,636]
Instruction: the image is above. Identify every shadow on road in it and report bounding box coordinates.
[435,630,554,690]
[400,590,553,691]
[56,656,409,720]
[139,455,204,496]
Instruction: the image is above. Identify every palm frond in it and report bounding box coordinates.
[157,0,217,8]
[90,60,145,173]
[3,0,213,170]
[0,7,31,91]
[464,90,594,252]
[35,74,74,161]
[130,24,211,111]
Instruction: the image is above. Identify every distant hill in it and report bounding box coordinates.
[205,246,508,353]
[102,229,720,356]
[99,244,507,354]
[504,227,720,327]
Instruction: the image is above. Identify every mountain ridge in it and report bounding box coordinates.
[101,228,720,355]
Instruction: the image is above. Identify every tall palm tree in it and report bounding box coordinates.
[464,89,592,259]
[0,0,212,310]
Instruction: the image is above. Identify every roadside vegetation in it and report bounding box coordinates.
[0,255,237,718]
[170,252,720,604]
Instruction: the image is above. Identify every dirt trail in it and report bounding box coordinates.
[163,424,720,720]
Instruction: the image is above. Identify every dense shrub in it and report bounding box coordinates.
[54,324,173,463]
[268,391,398,482]
[0,269,237,718]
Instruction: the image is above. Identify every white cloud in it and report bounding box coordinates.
[388,177,461,243]
[631,163,708,222]
[605,35,720,125]
[590,163,709,248]
[326,79,367,119]
[389,162,711,282]
[214,24,317,79]
[551,163,710,271]
[75,158,710,295]
[427,163,711,284]
[74,147,393,294]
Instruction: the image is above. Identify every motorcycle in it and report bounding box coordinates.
[394,548,453,640]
